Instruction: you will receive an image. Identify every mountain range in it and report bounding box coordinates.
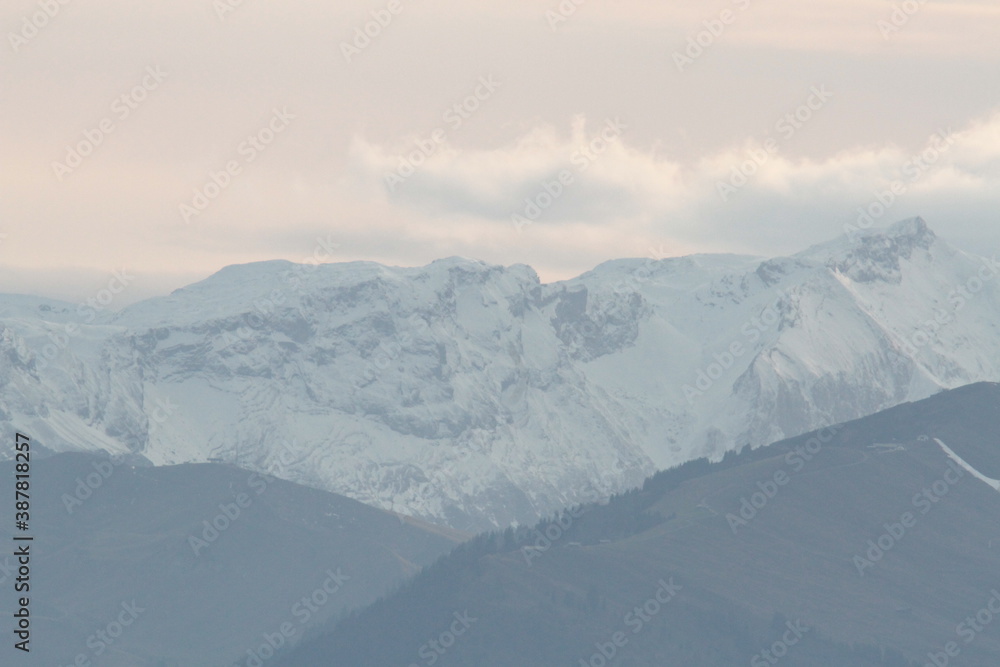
[273,382,1000,666]
[2,217,999,531]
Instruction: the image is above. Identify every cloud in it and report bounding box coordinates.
[348,110,1000,261]
[3,0,1000,295]
[349,116,679,225]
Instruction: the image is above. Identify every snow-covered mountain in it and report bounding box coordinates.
[2,217,999,531]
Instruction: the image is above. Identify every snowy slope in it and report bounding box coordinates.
[1,218,999,530]
[936,437,1000,491]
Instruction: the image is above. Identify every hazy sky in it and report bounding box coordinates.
[3,0,1000,305]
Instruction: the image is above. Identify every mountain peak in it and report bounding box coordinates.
[886,215,931,238]
[795,216,942,284]
[842,215,937,248]
[869,216,937,249]
[853,215,938,256]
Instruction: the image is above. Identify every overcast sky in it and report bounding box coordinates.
[3,0,999,305]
